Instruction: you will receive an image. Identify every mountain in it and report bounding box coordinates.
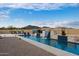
[42,26,50,28]
[22,25,40,29]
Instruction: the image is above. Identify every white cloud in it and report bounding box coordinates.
[0,3,79,28]
[0,5,13,21]
[0,11,9,20]
[33,20,79,28]
[0,3,79,10]
[11,19,26,28]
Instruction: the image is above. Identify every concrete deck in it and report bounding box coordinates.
[0,37,54,56]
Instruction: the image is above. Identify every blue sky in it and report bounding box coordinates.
[0,3,79,28]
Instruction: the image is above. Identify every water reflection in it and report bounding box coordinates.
[24,36,79,55]
[42,39,51,45]
[57,42,67,50]
[36,38,40,42]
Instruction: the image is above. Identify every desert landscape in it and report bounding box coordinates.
[0,3,79,56]
[0,26,79,43]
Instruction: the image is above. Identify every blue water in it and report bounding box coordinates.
[22,36,79,55]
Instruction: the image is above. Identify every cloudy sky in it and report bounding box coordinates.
[0,3,79,28]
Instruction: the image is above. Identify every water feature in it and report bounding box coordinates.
[21,35,79,55]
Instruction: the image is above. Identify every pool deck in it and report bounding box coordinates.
[0,37,54,56]
[0,34,78,56]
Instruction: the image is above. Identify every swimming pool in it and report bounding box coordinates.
[23,36,79,55]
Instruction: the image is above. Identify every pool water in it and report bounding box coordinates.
[23,36,79,55]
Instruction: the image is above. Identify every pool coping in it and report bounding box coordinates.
[17,36,77,56]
